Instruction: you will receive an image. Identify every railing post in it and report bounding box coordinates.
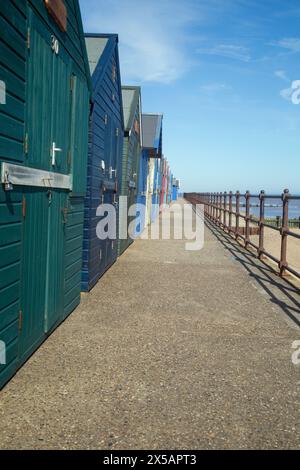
[245,190,250,248]
[235,191,240,239]
[279,189,289,276]
[223,191,227,230]
[207,193,210,218]
[206,193,209,217]
[220,192,223,226]
[216,193,219,225]
[258,190,265,259]
[229,191,233,232]
[215,193,218,224]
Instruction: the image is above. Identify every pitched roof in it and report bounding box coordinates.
[142,114,163,149]
[122,86,141,131]
[85,36,108,76]
[84,34,124,129]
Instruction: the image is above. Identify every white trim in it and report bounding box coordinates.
[139,95,143,148]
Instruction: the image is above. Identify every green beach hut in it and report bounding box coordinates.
[118,86,143,256]
[0,0,91,389]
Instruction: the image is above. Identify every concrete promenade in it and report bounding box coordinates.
[0,199,299,449]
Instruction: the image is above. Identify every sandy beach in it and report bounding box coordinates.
[223,212,300,275]
[250,227,300,273]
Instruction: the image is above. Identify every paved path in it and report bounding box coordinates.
[0,200,299,449]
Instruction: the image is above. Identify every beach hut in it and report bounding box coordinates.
[160,158,167,209]
[81,34,124,291]
[176,180,181,198]
[151,157,161,223]
[141,114,163,226]
[0,0,91,389]
[118,86,142,256]
[146,158,155,225]
[163,160,170,205]
[167,166,172,205]
[136,141,149,235]
[172,177,178,201]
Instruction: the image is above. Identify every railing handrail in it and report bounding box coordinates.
[184,190,300,281]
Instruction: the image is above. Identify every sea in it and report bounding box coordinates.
[240,197,300,219]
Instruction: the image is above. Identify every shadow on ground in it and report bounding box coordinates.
[205,218,300,328]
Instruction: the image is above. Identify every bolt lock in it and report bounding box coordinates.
[4,171,13,191]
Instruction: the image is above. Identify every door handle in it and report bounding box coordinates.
[51,142,62,166]
[109,167,117,179]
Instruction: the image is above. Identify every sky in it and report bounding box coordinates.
[79,0,300,193]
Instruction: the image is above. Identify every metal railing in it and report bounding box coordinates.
[184,190,300,281]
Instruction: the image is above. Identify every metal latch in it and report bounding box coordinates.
[3,170,13,191]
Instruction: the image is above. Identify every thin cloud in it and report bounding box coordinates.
[274,70,290,82]
[197,44,251,62]
[80,0,202,84]
[269,38,300,52]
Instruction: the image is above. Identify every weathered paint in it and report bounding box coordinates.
[0,0,91,389]
[81,34,124,291]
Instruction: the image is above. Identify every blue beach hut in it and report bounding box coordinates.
[82,34,124,291]
[138,114,163,230]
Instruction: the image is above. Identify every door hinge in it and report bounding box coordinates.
[67,150,72,166]
[27,28,31,50]
[116,128,119,137]
[104,114,108,125]
[70,76,74,93]
[22,195,26,218]
[62,207,68,224]
[24,133,29,154]
[18,310,23,331]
